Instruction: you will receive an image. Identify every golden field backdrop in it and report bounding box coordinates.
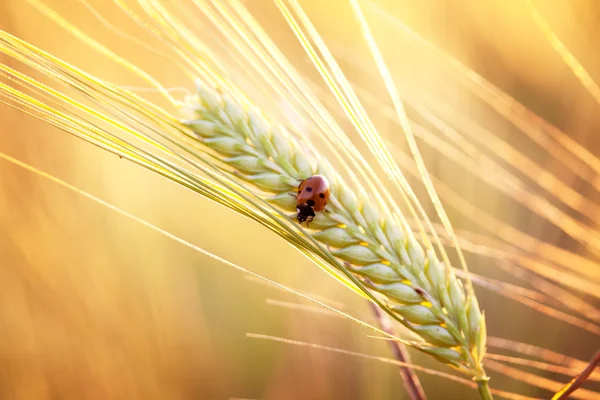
[1,0,600,399]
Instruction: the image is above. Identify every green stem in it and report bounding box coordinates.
[476,377,494,400]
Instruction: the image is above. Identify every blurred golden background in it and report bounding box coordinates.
[1,1,599,399]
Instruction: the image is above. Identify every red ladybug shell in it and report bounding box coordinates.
[296,174,330,212]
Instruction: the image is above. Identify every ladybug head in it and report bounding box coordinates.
[296,203,315,224]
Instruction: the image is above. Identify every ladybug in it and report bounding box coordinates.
[295,174,330,224]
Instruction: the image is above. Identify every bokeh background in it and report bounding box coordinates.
[1,0,599,399]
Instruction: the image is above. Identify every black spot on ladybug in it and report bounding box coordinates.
[306,176,313,180]
[307,200,315,207]
[305,187,313,192]
[318,193,325,198]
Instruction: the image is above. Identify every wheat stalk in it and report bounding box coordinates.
[180,81,490,389]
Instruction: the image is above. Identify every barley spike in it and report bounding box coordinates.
[180,81,487,378]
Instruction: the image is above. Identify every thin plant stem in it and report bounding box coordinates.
[369,302,427,400]
[553,349,600,400]
[477,377,494,400]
